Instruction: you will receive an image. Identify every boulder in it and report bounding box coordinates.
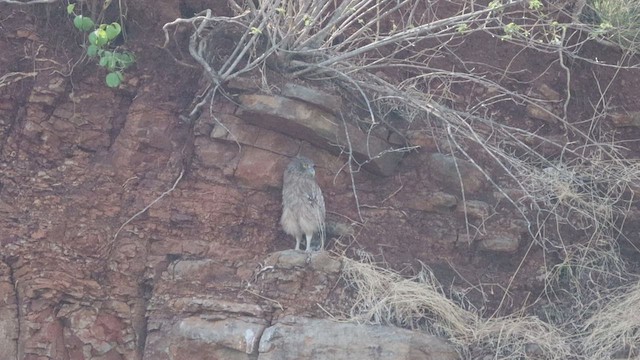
[258,316,458,360]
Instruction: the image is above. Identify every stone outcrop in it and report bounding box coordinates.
[258,316,458,360]
[142,251,457,360]
[236,92,403,176]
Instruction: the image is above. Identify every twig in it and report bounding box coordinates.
[0,71,37,89]
[244,289,284,311]
[101,169,185,256]
[340,113,364,222]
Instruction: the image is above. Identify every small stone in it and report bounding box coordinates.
[234,148,286,188]
[404,191,457,212]
[281,83,342,113]
[264,250,307,269]
[16,29,39,41]
[456,200,491,220]
[525,103,557,124]
[478,234,520,252]
[210,124,229,139]
[326,222,354,238]
[194,137,239,170]
[525,343,544,357]
[610,112,640,127]
[309,252,342,274]
[428,153,488,194]
[536,84,562,101]
[406,130,437,151]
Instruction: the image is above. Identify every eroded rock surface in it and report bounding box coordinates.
[0,261,18,360]
[428,153,488,194]
[259,316,458,360]
[236,93,403,176]
[143,251,457,360]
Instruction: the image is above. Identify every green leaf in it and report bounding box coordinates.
[113,52,134,67]
[67,3,75,15]
[528,0,543,10]
[87,44,99,57]
[105,72,123,88]
[105,23,121,40]
[91,28,109,46]
[88,31,98,45]
[98,54,110,68]
[73,15,94,32]
[100,52,119,70]
[303,14,312,27]
[456,23,469,34]
[488,0,502,10]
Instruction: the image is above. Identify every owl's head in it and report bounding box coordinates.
[287,156,316,177]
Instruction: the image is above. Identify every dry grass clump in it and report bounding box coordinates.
[341,247,640,359]
[472,316,572,359]
[581,280,640,359]
[341,257,573,359]
[341,257,477,336]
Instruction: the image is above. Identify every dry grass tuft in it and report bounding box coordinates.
[341,257,477,336]
[341,256,573,359]
[581,281,640,359]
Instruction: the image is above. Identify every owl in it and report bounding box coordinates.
[280,156,326,251]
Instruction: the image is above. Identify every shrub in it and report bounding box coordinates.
[67,3,135,88]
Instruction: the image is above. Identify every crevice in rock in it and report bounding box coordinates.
[133,278,154,360]
[76,145,98,154]
[107,94,136,149]
[5,257,21,360]
[134,253,173,359]
[0,105,26,157]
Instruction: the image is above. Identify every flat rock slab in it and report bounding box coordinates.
[280,83,343,113]
[144,297,270,360]
[236,94,402,176]
[178,316,266,354]
[428,153,487,194]
[258,316,458,360]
